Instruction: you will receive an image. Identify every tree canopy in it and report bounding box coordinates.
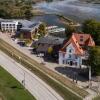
[38,23,47,36]
[65,25,76,39]
[0,0,33,19]
[82,19,100,45]
[88,46,100,75]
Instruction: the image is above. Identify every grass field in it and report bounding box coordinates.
[0,66,36,100]
[93,96,100,100]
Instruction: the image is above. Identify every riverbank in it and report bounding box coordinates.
[32,0,62,4]
[32,6,80,27]
[32,8,45,15]
[56,14,80,26]
[79,0,100,4]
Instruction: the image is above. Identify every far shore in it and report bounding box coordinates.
[78,0,100,4]
[32,8,80,27]
[32,8,46,15]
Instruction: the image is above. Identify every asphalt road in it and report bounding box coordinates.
[0,51,63,100]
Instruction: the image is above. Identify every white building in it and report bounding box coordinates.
[46,26,65,34]
[1,21,19,33]
[59,33,95,68]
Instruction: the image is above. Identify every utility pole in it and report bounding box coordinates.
[89,66,92,88]
[23,72,25,88]
[97,76,100,94]
[19,56,25,88]
[11,52,13,57]
[19,56,21,64]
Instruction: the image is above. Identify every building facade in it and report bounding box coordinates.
[32,35,64,59]
[1,21,19,33]
[59,33,95,68]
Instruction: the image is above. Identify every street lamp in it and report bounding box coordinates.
[73,71,78,83]
[40,53,45,65]
[19,56,21,64]
[11,52,13,57]
[97,76,100,95]
[18,56,26,88]
[22,72,25,88]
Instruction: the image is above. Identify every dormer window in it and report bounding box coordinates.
[80,38,83,42]
[80,36,83,42]
[80,36,83,38]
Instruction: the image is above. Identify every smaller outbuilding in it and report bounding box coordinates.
[32,35,65,59]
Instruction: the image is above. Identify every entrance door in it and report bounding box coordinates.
[70,61,73,66]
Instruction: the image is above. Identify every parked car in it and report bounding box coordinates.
[17,41,25,47]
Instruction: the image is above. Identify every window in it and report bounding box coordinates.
[75,62,77,66]
[13,26,15,28]
[66,60,67,64]
[69,54,71,58]
[69,49,72,53]
[63,53,65,57]
[42,44,44,46]
[63,60,64,64]
[80,36,83,38]
[13,29,15,32]
[80,36,84,42]
[80,38,83,42]
[75,56,78,59]
[10,29,12,32]
[2,24,5,26]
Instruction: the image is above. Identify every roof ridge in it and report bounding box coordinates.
[72,35,84,55]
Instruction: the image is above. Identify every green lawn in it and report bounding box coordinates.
[0,66,36,100]
[93,96,100,100]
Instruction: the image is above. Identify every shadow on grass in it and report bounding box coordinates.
[10,85,23,89]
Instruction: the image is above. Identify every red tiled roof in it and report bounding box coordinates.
[72,33,95,46]
[60,33,95,55]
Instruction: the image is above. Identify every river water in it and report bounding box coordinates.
[31,0,100,26]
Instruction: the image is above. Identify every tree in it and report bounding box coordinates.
[48,47,53,54]
[38,23,46,37]
[20,33,24,40]
[65,25,76,39]
[0,0,33,19]
[0,9,8,18]
[82,19,100,45]
[24,9,33,19]
[88,46,100,75]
